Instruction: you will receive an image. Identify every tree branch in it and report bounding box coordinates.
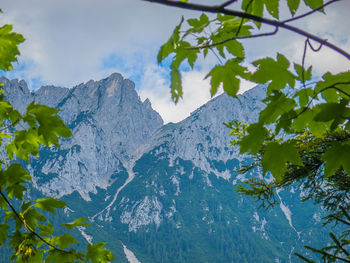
[219,0,237,9]
[304,246,350,263]
[185,27,278,50]
[282,0,340,23]
[289,81,350,121]
[143,0,350,61]
[0,120,19,132]
[0,189,69,254]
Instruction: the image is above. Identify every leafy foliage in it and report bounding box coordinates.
[154,0,350,261]
[0,10,115,263]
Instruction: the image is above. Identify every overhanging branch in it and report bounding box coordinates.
[143,0,350,61]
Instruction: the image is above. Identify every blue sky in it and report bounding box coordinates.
[0,0,349,123]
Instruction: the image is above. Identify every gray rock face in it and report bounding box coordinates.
[2,73,266,201]
[1,74,332,262]
[154,89,266,178]
[2,73,163,200]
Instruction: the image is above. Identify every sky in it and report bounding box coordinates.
[0,0,349,123]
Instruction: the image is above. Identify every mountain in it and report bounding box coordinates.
[1,73,334,262]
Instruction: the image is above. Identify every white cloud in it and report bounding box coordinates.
[0,0,349,123]
[139,64,214,123]
[0,0,190,88]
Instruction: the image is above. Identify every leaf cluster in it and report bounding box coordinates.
[156,0,350,261]
[0,12,115,262]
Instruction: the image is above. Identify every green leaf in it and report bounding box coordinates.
[187,13,209,33]
[259,91,297,125]
[46,250,77,263]
[315,71,350,103]
[294,88,313,108]
[292,108,330,136]
[87,243,115,263]
[303,0,324,10]
[238,123,269,154]
[264,0,279,19]
[242,0,263,27]
[157,17,184,64]
[0,100,14,119]
[25,103,72,147]
[6,128,40,161]
[170,63,182,103]
[23,208,46,230]
[205,59,250,97]
[4,164,31,200]
[225,40,245,58]
[172,41,199,69]
[38,223,54,236]
[288,0,301,15]
[252,54,295,94]
[313,99,350,130]
[34,197,66,215]
[52,233,78,250]
[262,141,303,182]
[62,217,90,230]
[0,196,7,210]
[322,142,350,177]
[294,64,312,82]
[0,224,10,247]
[0,24,25,70]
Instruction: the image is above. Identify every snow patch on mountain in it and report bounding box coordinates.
[122,242,141,263]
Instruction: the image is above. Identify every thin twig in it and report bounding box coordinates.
[185,27,278,50]
[0,190,69,254]
[329,232,349,256]
[291,81,350,120]
[143,0,350,60]
[282,0,340,23]
[305,246,350,263]
[307,39,323,52]
[219,0,237,9]
[301,38,309,88]
[209,48,224,64]
[0,120,19,132]
[235,0,254,37]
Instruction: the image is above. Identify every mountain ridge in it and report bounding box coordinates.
[1,73,334,263]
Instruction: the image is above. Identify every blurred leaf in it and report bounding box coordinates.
[157,17,184,64]
[23,208,46,230]
[0,24,25,70]
[304,0,324,10]
[62,217,90,230]
[34,197,66,215]
[259,91,297,124]
[322,142,350,177]
[4,164,31,200]
[52,233,78,250]
[242,0,263,27]
[288,0,301,15]
[87,243,115,263]
[0,224,10,247]
[238,123,269,154]
[262,141,303,182]
[38,223,54,236]
[294,87,313,107]
[170,63,182,103]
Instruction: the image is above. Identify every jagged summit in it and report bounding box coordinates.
[0,73,330,262]
[2,73,163,200]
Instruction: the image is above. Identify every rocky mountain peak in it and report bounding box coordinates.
[1,73,163,200]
